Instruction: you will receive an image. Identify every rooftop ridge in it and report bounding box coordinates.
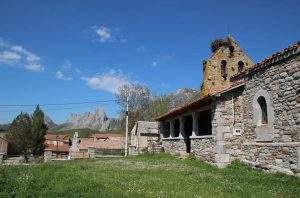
[231,40,300,81]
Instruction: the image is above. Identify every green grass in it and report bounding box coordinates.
[0,153,299,197]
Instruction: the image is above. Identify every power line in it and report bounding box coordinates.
[0,99,119,107]
[0,104,109,113]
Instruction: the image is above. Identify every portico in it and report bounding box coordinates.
[160,106,213,154]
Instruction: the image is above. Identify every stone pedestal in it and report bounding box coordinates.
[44,149,53,162]
[88,147,96,158]
[0,153,4,164]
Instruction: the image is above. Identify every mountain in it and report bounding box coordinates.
[50,108,121,132]
[167,88,197,110]
[0,124,10,133]
[67,108,110,131]
[0,115,57,133]
[44,115,57,129]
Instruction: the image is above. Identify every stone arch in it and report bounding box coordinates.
[252,89,274,141]
[257,96,268,125]
[252,89,274,127]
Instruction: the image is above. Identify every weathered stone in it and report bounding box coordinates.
[158,39,300,176]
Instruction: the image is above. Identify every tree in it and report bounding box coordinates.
[32,105,48,156]
[116,83,151,130]
[142,95,170,121]
[6,112,33,155]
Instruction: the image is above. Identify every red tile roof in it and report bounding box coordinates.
[156,82,245,121]
[78,136,124,150]
[45,134,70,142]
[45,144,70,153]
[231,40,300,81]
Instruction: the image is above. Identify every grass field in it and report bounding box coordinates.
[0,153,299,197]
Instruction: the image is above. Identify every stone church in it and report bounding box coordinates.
[156,36,300,175]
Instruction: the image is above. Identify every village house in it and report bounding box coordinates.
[0,134,8,155]
[44,134,71,161]
[129,121,160,155]
[70,132,124,158]
[157,36,300,175]
[0,134,8,163]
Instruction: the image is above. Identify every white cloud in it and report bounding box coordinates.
[55,70,73,81]
[0,51,22,64]
[25,63,44,72]
[61,60,72,70]
[152,61,159,67]
[136,46,146,52]
[0,40,44,72]
[82,69,131,93]
[94,26,112,43]
[92,25,126,43]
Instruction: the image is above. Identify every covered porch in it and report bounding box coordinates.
[160,108,213,154]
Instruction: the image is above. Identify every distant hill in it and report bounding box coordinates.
[0,124,9,133]
[0,115,57,133]
[167,88,197,110]
[44,115,57,129]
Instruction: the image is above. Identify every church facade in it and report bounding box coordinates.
[156,36,300,175]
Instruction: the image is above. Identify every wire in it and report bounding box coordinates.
[0,99,119,107]
[0,104,108,113]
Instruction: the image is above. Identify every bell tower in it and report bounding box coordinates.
[200,36,254,96]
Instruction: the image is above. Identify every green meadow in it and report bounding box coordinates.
[1,154,299,197]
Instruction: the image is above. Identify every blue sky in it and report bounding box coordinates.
[0,0,299,124]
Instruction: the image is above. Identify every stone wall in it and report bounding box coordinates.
[162,139,186,155]
[201,36,253,96]
[242,142,299,174]
[242,54,300,174]
[212,87,245,167]
[191,137,215,162]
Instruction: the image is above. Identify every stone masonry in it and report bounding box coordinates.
[240,52,300,174]
[157,38,300,175]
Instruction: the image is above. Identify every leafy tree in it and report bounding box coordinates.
[6,112,33,155]
[32,105,48,156]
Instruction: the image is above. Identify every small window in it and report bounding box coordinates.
[257,96,268,124]
[229,46,235,55]
[202,60,207,71]
[220,60,227,78]
[238,61,244,72]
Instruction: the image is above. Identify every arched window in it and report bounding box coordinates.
[257,96,268,124]
[238,61,244,72]
[220,60,227,79]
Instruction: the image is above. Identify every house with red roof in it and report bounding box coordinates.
[44,134,71,159]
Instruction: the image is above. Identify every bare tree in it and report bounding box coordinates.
[116,83,151,130]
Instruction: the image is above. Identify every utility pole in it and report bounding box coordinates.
[125,96,129,156]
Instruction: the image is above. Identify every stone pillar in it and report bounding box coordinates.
[44,149,53,162]
[0,153,4,164]
[179,117,184,138]
[169,120,174,138]
[88,147,96,159]
[297,147,300,174]
[191,112,199,137]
